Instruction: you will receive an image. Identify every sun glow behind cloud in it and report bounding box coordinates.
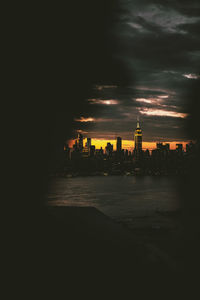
[68,139,189,151]
[158,95,169,99]
[74,117,95,122]
[135,94,170,104]
[88,99,119,105]
[75,117,113,123]
[139,108,188,118]
[135,98,153,104]
[68,138,157,150]
[183,73,200,79]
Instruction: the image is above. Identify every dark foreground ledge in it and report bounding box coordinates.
[13,205,183,297]
[45,206,178,270]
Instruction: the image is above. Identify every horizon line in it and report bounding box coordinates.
[68,138,193,151]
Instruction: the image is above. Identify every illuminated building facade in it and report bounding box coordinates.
[134,119,142,158]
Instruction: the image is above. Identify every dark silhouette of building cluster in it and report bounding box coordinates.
[60,121,197,177]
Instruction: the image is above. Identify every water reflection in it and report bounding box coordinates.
[47,176,179,222]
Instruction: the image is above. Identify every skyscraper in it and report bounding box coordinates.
[176,144,183,152]
[106,142,113,156]
[134,119,142,158]
[87,138,91,149]
[116,137,122,152]
[78,133,83,151]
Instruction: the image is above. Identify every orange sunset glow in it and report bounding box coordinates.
[68,138,189,151]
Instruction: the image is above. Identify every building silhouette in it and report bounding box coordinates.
[157,143,170,151]
[78,133,83,151]
[90,145,96,157]
[106,142,113,156]
[87,138,91,149]
[116,137,122,152]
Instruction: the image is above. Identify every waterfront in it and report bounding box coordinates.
[47,175,180,229]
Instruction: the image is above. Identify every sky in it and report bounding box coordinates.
[70,0,200,150]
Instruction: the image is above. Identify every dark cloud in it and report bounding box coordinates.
[75,82,189,141]
[74,0,199,143]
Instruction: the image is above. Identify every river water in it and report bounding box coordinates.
[47,176,180,229]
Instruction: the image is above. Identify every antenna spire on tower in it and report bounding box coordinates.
[137,116,140,128]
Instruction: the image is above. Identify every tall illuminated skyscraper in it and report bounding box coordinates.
[134,118,142,157]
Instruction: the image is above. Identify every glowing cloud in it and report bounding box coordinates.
[135,97,163,105]
[135,98,152,104]
[74,117,95,122]
[183,73,200,79]
[76,129,89,134]
[158,95,169,99]
[139,108,188,118]
[74,117,113,123]
[134,86,175,95]
[88,99,119,105]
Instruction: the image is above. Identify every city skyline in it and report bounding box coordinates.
[68,119,191,151]
[69,138,189,151]
[63,119,196,177]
